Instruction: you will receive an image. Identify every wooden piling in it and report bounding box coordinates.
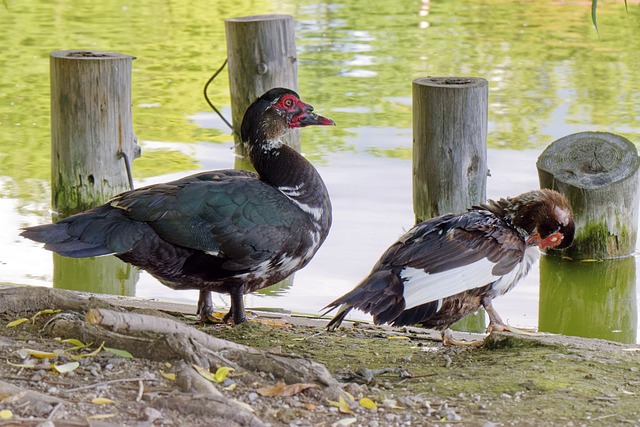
[412,77,489,223]
[49,50,140,295]
[537,131,639,260]
[50,50,140,218]
[225,14,300,166]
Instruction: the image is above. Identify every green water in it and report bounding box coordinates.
[1,0,639,342]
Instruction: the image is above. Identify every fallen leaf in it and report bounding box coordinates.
[193,364,217,382]
[31,309,61,323]
[160,370,176,381]
[213,366,235,383]
[224,383,237,391]
[91,397,115,405]
[359,397,378,409]
[52,361,80,373]
[7,361,38,369]
[305,403,317,411]
[6,318,29,328]
[0,409,13,420]
[87,413,116,420]
[327,396,353,414]
[257,381,319,397]
[71,342,104,360]
[61,338,87,348]
[104,347,134,359]
[332,417,357,426]
[387,335,410,340]
[21,349,59,359]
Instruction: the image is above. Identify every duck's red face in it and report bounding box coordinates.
[524,192,575,251]
[274,93,335,128]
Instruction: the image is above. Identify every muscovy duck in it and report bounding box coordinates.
[324,189,574,345]
[22,88,335,324]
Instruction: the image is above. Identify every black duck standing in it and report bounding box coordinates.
[324,189,574,345]
[22,88,335,325]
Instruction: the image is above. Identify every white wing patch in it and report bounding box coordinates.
[401,246,541,310]
[401,258,501,310]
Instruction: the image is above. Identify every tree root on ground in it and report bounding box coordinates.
[0,285,353,424]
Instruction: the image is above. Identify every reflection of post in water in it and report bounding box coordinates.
[53,254,137,296]
[50,50,140,296]
[539,256,637,344]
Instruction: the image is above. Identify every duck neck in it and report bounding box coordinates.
[249,140,332,228]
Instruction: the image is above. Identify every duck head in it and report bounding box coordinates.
[241,88,335,147]
[506,189,575,250]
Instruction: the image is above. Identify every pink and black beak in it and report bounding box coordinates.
[291,102,335,128]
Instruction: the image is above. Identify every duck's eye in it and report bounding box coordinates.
[283,98,293,107]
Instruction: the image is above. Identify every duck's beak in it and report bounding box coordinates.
[292,102,336,127]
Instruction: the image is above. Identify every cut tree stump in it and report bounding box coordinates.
[537,131,640,260]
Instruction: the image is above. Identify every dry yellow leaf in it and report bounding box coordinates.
[193,364,234,383]
[31,309,61,323]
[387,335,410,340]
[193,364,217,382]
[71,342,104,360]
[224,383,237,391]
[7,361,37,369]
[91,397,115,405]
[0,409,13,420]
[52,361,80,373]
[359,397,378,409]
[160,370,176,381]
[257,381,319,397]
[22,349,58,359]
[213,366,235,383]
[327,396,353,414]
[6,318,30,328]
[87,413,116,420]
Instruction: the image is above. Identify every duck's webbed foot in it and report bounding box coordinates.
[441,329,485,347]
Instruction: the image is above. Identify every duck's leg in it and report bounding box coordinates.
[483,297,537,335]
[223,285,247,325]
[197,290,215,322]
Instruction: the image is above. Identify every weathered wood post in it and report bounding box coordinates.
[537,131,640,260]
[225,14,299,170]
[50,50,141,296]
[413,77,489,332]
[50,50,140,218]
[412,77,489,223]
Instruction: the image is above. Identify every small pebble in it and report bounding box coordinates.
[247,392,259,402]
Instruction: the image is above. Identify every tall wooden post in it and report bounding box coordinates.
[50,50,140,218]
[412,77,488,223]
[537,131,639,260]
[225,14,299,169]
[49,50,140,296]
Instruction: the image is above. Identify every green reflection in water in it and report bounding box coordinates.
[539,255,637,344]
[53,253,138,296]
